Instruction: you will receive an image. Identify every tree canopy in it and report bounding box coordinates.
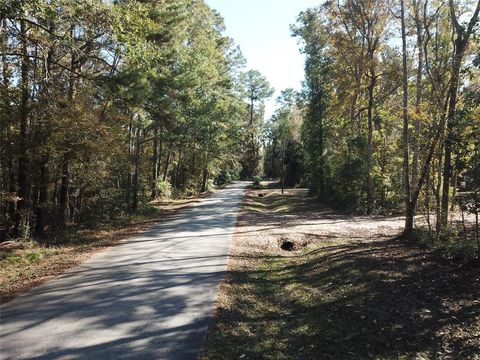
[0,0,271,237]
[263,0,480,240]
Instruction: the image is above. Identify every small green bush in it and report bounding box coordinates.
[155,180,172,200]
[215,170,238,186]
[252,175,262,189]
[182,179,199,197]
[207,179,215,190]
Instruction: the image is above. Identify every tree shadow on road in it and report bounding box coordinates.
[1,185,247,360]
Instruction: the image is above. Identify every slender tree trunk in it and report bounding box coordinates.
[351,55,364,136]
[450,171,457,211]
[351,60,363,136]
[441,0,480,227]
[281,138,285,195]
[35,23,55,235]
[125,115,133,205]
[191,144,196,179]
[405,113,446,234]
[430,140,441,234]
[15,20,30,237]
[35,155,49,235]
[201,168,208,193]
[426,169,432,239]
[8,159,15,221]
[57,24,78,228]
[435,146,443,234]
[158,124,163,178]
[201,153,208,193]
[151,125,159,200]
[1,16,15,224]
[412,0,424,191]
[313,81,326,198]
[174,148,184,190]
[163,144,172,182]
[58,153,70,228]
[132,128,141,211]
[441,56,461,226]
[318,114,325,198]
[401,0,412,232]
[271,141,277,178]
[249,90,254,127]
[366,69,376,214]
[350,70,359,123]
[248,90,257,177]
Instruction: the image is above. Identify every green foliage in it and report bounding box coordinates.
[263,89,304,187]
[239,70,274,179]
[413,227,478,262]
[215,170,238,186]
[81,188,129,226]
[292,9,332,197]
[252,175,262,189]
[285,0,480,223]
[155,180,173,200]
[0,0,252,236]
[0,249,44,266]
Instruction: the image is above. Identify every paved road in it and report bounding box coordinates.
[0,182,247,360]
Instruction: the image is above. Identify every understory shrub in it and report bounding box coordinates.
[252,175,262,189]
[215,170,238,186]
[155,180,173,200]
[413,226,479,262]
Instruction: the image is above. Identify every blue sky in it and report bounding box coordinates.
[205,0,321,118]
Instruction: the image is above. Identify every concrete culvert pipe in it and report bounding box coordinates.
[280,240,294,251]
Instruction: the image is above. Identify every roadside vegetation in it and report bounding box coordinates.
[203,186,480,359]
[0,1,268,242]
[0,192,212,303]
[261,0,480,257]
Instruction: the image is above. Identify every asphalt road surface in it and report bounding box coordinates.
[0,182,247,360]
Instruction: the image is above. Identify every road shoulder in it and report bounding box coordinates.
[202,187,480,359]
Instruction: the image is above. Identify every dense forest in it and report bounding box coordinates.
[264,0,480,247]
[0,0,273,238]
[1,0,479,250]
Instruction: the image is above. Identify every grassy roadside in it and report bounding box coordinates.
[0,193,213,303]
[202,188,480,360]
